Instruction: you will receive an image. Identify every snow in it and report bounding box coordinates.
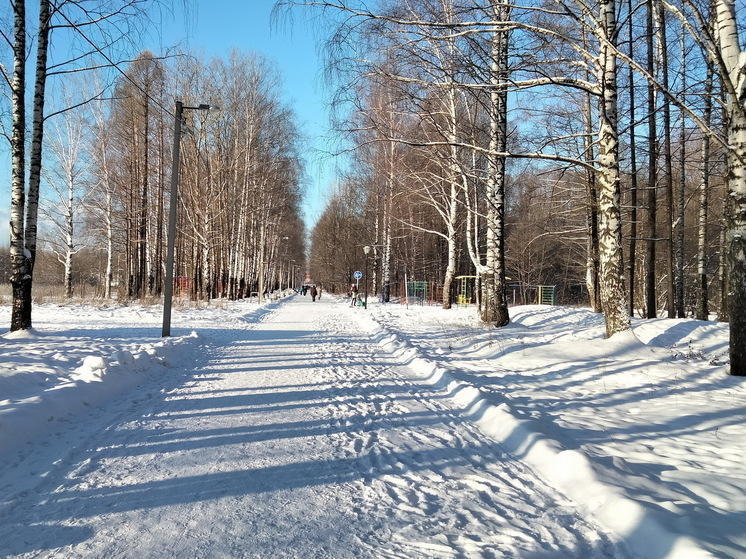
[0,300,276,456]
[3,327,41,340]
[361,301,745,559]
[0,295,741,558]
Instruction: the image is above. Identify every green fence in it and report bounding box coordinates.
[406,281,428,305]
[537,285,556,305]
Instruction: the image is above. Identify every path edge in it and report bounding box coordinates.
[348,306,715,559]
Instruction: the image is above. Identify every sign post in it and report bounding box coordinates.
[362,245,371,309]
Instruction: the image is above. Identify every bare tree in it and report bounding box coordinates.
[41,103,89,298]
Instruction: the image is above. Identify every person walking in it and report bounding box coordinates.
[350,284,359,307]
[310,285,318,302]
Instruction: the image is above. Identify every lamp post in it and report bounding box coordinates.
[279,236,289,292]
[162,100,212,337]
[363,245,371,309]
[288,259,297,291]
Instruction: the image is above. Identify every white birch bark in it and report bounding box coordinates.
[478,0,511,327]
[597,0,631,336]
[696,62,713,320]
[645,0,659,319]
[715,0,746,374]
[105,190,114,299]
[9,0,27,331]
[64,167,74,298]
[583,87,601,313]
[20,0,52,311]
[381,141,393,303]
[676,32,687,318]
[441,84,461,310]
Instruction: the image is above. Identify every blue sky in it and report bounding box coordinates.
[149,0,340,229]
[0,0,341,241]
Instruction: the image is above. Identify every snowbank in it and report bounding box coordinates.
[0,296,289,456]
[0,330,200,455]
[351,302,743,559]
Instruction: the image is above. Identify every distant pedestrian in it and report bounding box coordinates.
[310,285,318,302]
[318,285,323,300]
[350,284,359,307]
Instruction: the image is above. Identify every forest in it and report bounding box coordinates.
[299,0,746,375]
[1,0,745,376]
[1,2,305,328]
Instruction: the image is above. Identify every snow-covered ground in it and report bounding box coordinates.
[0,299,278,456]
[0,295,741,558]
[0,295,627,558]
[363,301,745,559]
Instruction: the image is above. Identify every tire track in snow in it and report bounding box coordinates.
[313,308,625,559]
[0,298,623,558]
[0,302,288,559]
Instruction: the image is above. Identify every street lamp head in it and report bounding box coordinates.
[198,104,211,110]
[363,245,371,255]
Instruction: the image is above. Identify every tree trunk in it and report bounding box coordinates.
[9,0,28,331]
[675,35,687,317]
[105,190,114,299]
[645,0,658,319]
[597,0,631,337]
[382,152,393,303]
[443,85,461,311]
[155,115,165,295]
[481,1,510,327]
[138,92,149,298]
[13,0,51,330]
[584,89,601,313]
[627,0,639,317]
[64,170,74,299]
[442,223,456,310]
[655,4,675,318]
[715,0,746,374]
[724,110,746,374]
[695,63,713,321]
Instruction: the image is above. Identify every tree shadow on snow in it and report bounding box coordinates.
[0,320,616,558]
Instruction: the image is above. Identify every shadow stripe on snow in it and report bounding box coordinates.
[346,306,714,559]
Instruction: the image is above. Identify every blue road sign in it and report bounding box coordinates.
[353,271,363,280]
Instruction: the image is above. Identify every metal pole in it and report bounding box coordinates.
[364,257,369,309]
[258,222,265,304]
[162,101,183,337]
[405,270,409,309]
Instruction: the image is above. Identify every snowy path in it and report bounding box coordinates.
[0,297,624,558]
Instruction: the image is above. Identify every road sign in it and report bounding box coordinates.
[353,270,363,280]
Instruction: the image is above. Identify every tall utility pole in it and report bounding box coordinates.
[162,100,211,337]
[257,220,267,304]
[363,245,371,308]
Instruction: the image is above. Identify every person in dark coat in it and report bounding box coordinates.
[310,285,318,302]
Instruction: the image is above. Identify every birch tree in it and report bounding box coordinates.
[712,0,746,375]
[595,0,631,335]
[628,0,746,371]
[8,0,28,330]
[695,60,713,320]
[3,0,165,329]
[41,105,89,298]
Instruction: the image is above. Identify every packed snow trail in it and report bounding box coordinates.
[0,296,624,558]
